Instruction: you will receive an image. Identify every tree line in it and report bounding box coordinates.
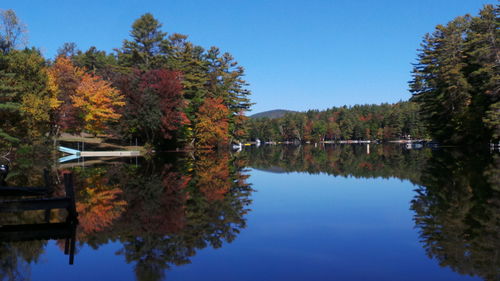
[0,11,251,150]
[247,101,428,142]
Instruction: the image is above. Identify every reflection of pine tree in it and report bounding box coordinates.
[411,150,500,281]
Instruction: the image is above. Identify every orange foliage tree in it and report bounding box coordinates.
[49,56,125,135]
[48,56,85,133]
[231,111,248,141]
[194,97,230,149]
[73,73,125,134]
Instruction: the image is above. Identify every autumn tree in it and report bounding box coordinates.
[73,72,124,135]
[0,10,255,150]
[49,56,124,135]
[194,97,230,149]
[114,13,252,149]
[117,69,187,145]
[162,34,209,143]
[48,56,85,133]
[205,47,252,143]
[142,69,188,140]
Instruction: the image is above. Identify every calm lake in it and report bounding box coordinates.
[1,144,498,281]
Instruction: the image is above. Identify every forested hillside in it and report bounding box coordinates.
[250,109,295,119]
[246,101,427,142]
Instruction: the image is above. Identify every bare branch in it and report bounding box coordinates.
[0,9,28,53]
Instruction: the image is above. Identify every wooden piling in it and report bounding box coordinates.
[64,173,77,219]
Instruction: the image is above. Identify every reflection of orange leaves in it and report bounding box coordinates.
[197,154,231,201]
[358,162,373,170]
[75,172,127,235]
[237,173,250,186]
[77,187,127,234]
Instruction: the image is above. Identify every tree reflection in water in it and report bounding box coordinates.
[0,144,498,281]
[411,150,500,281]
[80,151,252,281]
[0,149,253,281]
[244,144,499,281]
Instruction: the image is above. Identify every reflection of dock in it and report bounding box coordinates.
[0,173,78,218]
[0,173,78,264]
[58,146,140,163]
[0,222,75,241]
[0,220,77,264]
[0,186,51,196]
[80,150,140,157]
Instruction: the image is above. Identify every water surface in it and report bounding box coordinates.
[1,144,498,281]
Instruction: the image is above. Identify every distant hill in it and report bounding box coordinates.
[250,109,296,119]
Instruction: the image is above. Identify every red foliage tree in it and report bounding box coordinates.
[140,69,189,139]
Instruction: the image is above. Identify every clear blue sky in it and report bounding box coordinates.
[7,0,494,113]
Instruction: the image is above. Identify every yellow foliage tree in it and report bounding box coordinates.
[72,73,125,135]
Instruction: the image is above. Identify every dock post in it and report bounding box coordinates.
[64,173,77,219]
[69,221,76,265]
[43,169,53,195]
